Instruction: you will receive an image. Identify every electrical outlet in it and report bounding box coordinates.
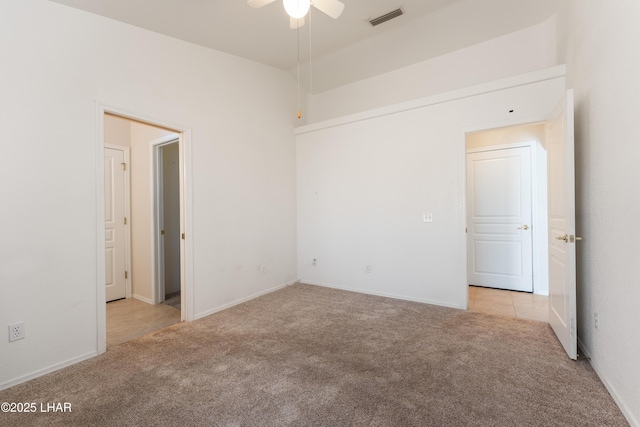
[312,258,317,267]
[9,322,25,342]
[594,313,599,330]
[423,212,433,223]
[365,265,372,273]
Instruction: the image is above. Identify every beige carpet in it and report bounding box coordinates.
[0,283,627,426]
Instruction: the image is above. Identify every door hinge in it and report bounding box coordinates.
[181,233,185,240]
[124,217,127,225]
[161,230,165,235]
[125,271,128,279]
[121,162,126,171]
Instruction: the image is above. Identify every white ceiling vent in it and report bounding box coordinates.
[369,8,404,27]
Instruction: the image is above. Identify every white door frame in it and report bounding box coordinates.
[95,103,194,355]
[460,115,551,310]
[151,135,180,305]
[104,143,132,299]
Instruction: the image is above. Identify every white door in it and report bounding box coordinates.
[547,90,577,360]
[467,146,533,292]
[161,143,182,298]
[105,147,128,302]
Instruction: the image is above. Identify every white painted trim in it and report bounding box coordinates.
[295,65,566,135]
[179,130,194,323]
[578,340,639,427]
[123,147,132,299]
[193,280,298,320]
[0,351,98,391]
[95,109,107,355]
[154,143,165,304]
[95,102,195,358]
[164,124,191,323]
[459,126,469,310]
[105,144,132,299]
[466,140,540,154]
[299,281,464,310]
[529,142,543,295]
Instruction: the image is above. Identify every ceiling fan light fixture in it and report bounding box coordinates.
[283,0,310,19]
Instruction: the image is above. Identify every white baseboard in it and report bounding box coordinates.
[578,338,638,427]
[132,294,154,305]
[0,351,98,391]
[193,280,297,320]
[299,280,464,310]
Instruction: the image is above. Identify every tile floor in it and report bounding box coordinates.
[106,298,181,347]
[468,286,548,322]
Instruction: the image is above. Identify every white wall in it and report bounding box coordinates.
[565,1,640,424]
[466,123,546,150]
[308,16,558,123]
[296,73,564,308]
[0,0,297,389]
[295,0,562,96]
[104,114,131,147]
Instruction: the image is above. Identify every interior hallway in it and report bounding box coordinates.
[106,298,181,348]
[468,285,548,322]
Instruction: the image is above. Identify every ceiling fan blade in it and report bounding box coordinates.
[311,0,344,19]
[247,0,277,9]
[290,16,306,29]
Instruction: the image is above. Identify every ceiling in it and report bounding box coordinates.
[49,0,562,93]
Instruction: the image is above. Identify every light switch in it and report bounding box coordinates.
[423,212,433,223]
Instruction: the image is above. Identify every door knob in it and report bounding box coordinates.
[518,225,530,230]
[556,234,569,243]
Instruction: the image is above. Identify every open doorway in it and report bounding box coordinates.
[153,138,182,310]
[465,123,549,321]
[102,112,188,348]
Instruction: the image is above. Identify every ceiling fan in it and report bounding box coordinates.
[248,0,345,28]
